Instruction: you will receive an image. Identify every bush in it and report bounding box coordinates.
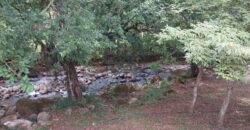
[143,79,171,103]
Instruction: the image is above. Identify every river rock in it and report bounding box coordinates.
[0,100,13,109]
[128,97,138,104]
[125,73,133,78]
[0,109,5,118]
[3,93,11,99]
[11,85,21,92]
[3,119,33,130]
[37,112,52,126]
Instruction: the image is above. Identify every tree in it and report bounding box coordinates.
[156,21,250,128]
[0,2,38,92]
[37,0,104,100]
[0,0,104,100]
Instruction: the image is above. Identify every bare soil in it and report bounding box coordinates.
[50,72,250,130]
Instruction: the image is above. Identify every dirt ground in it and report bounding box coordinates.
[50,72,250,130]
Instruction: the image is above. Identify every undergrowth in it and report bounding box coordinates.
[52,94,100,110]
[142,79,171,103]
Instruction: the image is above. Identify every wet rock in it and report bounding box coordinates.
[0,109,5,118]
[129,77,141,83]
[95,73,104,79]
[125,73,133,78]
[143,68,154,74]
[4,119,32,130]
[119,79,127,83]
[37,112,52,126]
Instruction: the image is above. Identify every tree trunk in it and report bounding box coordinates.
[190,63,199,78]
[217,84,233,129]
[63,61,83,100]
[189,66,203,113]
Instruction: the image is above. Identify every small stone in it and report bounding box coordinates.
[3,94,11,99]
[0,109,6,118]
[126,73,133,78]
[12,85,20,92]
[4,119,32,130]
[65,108,72,116]
[27,114,38,122]
[118,73,125,78]
[37,112,52,126]
[80,107,90,114]
[128,98,138,104]
[32,123,38,129]
[86,104,95,110]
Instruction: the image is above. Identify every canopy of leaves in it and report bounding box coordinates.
[157,21,250,81]
[0,2,38,91]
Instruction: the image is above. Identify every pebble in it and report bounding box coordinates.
[0,109,6,118]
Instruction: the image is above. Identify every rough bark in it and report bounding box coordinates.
[189,66,203,113]
[217,84,233,129]
[190,63,199,78]
[63,61,83,100]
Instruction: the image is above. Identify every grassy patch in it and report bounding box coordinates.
[52,94,100,110]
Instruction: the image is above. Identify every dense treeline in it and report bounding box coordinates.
[0,0,249,128]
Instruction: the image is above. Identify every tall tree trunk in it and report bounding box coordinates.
[63,61,83,100]
[189,66,203,113]
[217,84,233,129]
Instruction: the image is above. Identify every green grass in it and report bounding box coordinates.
[52,94,100,110]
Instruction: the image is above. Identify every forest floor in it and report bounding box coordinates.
[48,71,250,130]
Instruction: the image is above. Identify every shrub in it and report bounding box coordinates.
[143,79,171,103]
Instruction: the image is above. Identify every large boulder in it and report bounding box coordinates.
[16,98,54,118]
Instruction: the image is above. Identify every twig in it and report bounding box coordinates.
[41,0,54,14]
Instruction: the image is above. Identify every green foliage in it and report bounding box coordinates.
[53,98,86,110]
[0,2,39,91]
[143,79,170,103]
[85,0,177,62]
[149,62,160,72]
[53,95,100,110]
[157,21,250,81]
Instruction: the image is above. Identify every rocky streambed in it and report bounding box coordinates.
[0,64,189,103]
